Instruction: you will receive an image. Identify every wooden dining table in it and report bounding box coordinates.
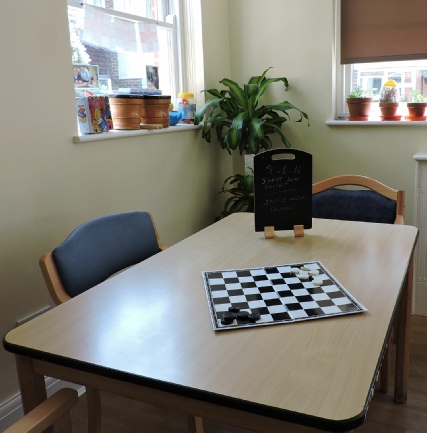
[3,214,418,432]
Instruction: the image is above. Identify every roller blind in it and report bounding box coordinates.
[341,0,427,64]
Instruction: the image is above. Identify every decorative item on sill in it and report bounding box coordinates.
[76,95,114,134]
[109,95,144,130]
[379,80,401,121]
[109,94,171,130]
[405,90,427,121]
[177,93,196,125]
[169,111,183,126]
[140,95,171,128]
[346,87,372,121]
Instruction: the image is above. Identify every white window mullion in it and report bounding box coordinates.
[167,13,182,100]
[178,0,204,107]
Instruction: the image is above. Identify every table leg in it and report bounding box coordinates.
[86,387,102,433]
[394,256,414,403]
[15,355,57,433]
[379,338,390,393]
[187,415,204,433]
[15,355,47,413]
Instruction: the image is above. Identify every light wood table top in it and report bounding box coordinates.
[4,214,418,432]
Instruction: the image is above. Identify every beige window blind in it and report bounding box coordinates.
[341,0,427,64]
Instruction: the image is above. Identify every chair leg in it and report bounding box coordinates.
[54,410,73,433]
[86,387,101,433]
[187,415,204,433]
[379,342,390,393]
[393,314,399,343]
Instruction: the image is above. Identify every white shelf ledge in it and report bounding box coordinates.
[73,124,202,143]
[414,152,427,161]
[326,120,427,126]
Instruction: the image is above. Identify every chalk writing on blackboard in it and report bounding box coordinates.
[261,193,309,213]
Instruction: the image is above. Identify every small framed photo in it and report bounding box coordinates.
[146,65,159,89]
[98,77,112,93]
[73,64,100,89]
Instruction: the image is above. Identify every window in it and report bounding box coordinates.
[67,0,180,101]
[338,61,427,118]
[336,0,427,120]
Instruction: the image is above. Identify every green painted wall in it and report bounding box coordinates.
[228,0,425,225]
[0,0,231,405]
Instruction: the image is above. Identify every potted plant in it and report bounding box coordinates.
[194,68,309,219]
[346,87,372,120]
[379,80,400,120]
[214,174,254,220]
[407,90,427,120]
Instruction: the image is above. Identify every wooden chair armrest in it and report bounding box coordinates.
[4,388,78,433]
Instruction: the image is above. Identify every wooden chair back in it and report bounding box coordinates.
[312,174,404,225]
[40,211,166,305]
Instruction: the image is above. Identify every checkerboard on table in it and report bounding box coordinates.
[203,262,366,331]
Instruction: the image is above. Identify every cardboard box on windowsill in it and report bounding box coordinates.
[76,96,114,134]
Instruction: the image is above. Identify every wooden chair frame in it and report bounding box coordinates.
[4,388,78,433]
[312,174,405,394]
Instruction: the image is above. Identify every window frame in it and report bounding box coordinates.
[68,0,205,140]
[333,0,427,123]
[68,0,178,96]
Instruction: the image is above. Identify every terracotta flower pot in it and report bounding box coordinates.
[379,102,399,120]
[407,102,427,120]
[346,97,372,120]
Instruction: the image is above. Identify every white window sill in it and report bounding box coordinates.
[73,124,202,143]
[326,119,427,126]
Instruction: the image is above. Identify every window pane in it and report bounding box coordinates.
[113,0,158,20]
[351,61,427,102]
[68,2,175,102]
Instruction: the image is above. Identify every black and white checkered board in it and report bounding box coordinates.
[203,262,366,331]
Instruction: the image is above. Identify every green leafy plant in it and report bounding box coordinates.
[195,68,309,220]
[411,90,425,103]
[194,68,309,155]
[347,87,372,98]
[215,173,254,221]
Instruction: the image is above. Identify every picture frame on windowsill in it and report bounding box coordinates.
[73,64,100,89]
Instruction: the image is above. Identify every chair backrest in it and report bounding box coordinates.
[40,211,165,304]
[4,388,78,433]
[312,175,404,225]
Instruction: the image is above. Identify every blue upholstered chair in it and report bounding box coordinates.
[312,174,405,394]
[312,175,404,225]
[40,211,166,305]
[39,211,166,433]
[4,388,78,433]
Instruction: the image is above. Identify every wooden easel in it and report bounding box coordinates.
[264,225,305,239]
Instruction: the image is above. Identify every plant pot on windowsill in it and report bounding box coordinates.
[379,102,400,121]
[346,97,372,120]
[406,102,427,121]
[379,80,400,120]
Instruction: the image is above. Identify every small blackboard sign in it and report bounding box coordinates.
[254,149,312,232]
